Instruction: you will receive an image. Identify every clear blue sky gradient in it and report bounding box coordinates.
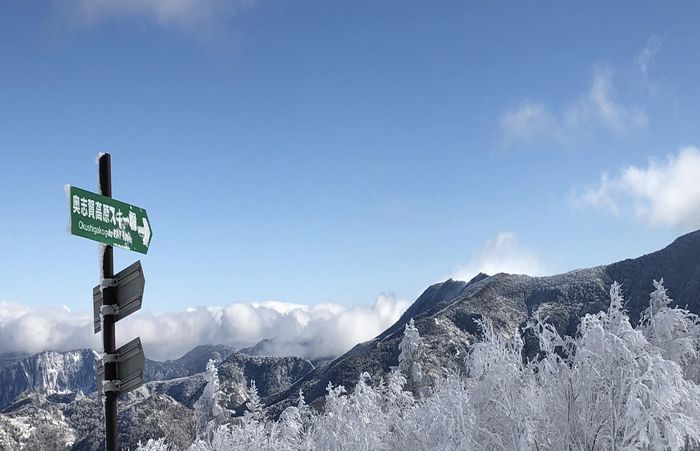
[1,1,699,311]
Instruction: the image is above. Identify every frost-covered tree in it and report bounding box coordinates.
[211,380,270,449]
[380,369,414,444]
[399,374,473,450]
[307,374,388,450]
[562,282,642,450]
[243,379,263,423]
[193,359,226,442]
[398,319,430,398]
[532,282,700,450]
[526,313,581,450]
[639,279,700,382]
[466,319,541,450]
[276,390,312,450]
[137,437,171,451]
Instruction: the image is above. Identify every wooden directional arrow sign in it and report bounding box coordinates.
[97,337,145,396]
[93,261,145,333]
[67,185,152,254]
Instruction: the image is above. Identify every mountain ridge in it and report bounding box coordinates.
[263,230,700,415]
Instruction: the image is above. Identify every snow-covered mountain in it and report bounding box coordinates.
[143,344,237,382]
[2,230,700,449]
[0,346,313,450]
[0,349,97,411]
[264,229,700,415]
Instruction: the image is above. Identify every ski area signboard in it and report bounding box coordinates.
[67,185,152,254]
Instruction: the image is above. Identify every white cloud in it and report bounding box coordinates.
[54,0,254,41]
[636,34,665,75]
[499,101,563,144]
[0,302,97,356]
[501,65,647,144]
[575,146,700,230]
[451,232,546,282]
[0,294,411,361]
[565,65,648,134]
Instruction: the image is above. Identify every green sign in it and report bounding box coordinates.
[67,185,152,254]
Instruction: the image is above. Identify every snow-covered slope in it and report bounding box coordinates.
[0,350,97,411]
[0,345,239,412]
[144,344,236,382]
[0,346,313,449]
[265,230,700,415]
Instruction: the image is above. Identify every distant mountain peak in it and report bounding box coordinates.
[466,272,490,285]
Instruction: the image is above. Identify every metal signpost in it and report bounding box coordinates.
[67,154,152,451]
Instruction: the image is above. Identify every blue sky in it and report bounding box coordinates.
[2,0,700,320]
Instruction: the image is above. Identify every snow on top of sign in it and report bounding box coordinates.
[96,153,108,194]
[65,185,72,235]
[98,244,106,279]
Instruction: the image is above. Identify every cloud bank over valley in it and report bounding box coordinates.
[0,294,411,361]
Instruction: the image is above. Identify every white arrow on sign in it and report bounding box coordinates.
[137,217,151,247]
